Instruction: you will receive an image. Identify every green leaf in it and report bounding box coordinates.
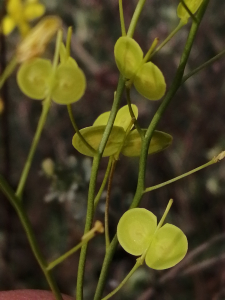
[114,36,143,79]
[177,0,203,23]
[52,63,86,105]
[134,62,166,100]
[17,58,52,100]
[93,104,138,131]
[145,224,188,270]
[122,130,173,157]
[72,125,126,157]
[117,208,157,256]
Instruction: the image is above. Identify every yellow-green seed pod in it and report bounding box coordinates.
[133,62,166,100]
[93,111,110,127]
[122,130,173,157]
[145,224,188,270]
[51,63,86,105]
[117,206,188,270]
[177,0,203,24]
[17,58,52,100]
[93,104,138,131]
[114,36,143,79]
[59,43,78,68]
[72,125,126,157]
[117,208,157,256]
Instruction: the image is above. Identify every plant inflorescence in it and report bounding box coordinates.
[0,0,225,299]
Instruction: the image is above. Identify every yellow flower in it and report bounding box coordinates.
[1,0,46,37]
[16,16,62,62]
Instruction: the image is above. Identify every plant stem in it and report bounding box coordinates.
[66,26,73,56]
[143,37,159,63]
[105,158,117,249]
[0,174,63,300]
[119,0,126,36]
[0,56,17,89]
[16,97,51,199]
[47,241,85,270]
[67,104,96,155]
[131,0,210,209]
[182,48,225,83]
[144,158,216,194]
[93,236,118,300]
[127,0,147,38]
[94,157,113,209]
[16,30,62,200]
[156,199,173,231]
[76,155,100,300]
[150,21,184,58]
[126,87,144,139]
[47,222,102,271]
[93,1,210,299]
[76,75,125,300]
[101,258,142,300]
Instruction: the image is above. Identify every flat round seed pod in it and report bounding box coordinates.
[114,36,143,79]
[72,125,125,157]
[52,63,86,104]
[93,104,138,131]
[122,130,172,157]
[114,104,138,130]
[177,0,203,23]
[59,43,78,68]
[134,62,166,100]
[17,58,52,100]
[93,111,110,127]
[145,224,188,270]
[117,208,157,256]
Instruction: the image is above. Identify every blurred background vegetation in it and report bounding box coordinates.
[0,0,225,299]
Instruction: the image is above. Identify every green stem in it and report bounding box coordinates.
[156,199,173,231]
[0,56,17,89]
[93,2,210,299]
[119,0,126,36]
[131,0,210,210]
[127,0,147,38]
[16,97,51,199]
[105,158,117,249]
[101,258,142,300]
[182,48,225,83]
[16,30,62,200]
[47,242,85,271]
[76,155,99,300]
[67,104,96,156]
[126,87,144,139]
[151,21,184,58]
[144,158,216,194]
[0,174,63,300]
[93,236,118,300]
[94,157,113,209]
[66,26,73,56]
[76,75,125,300]
[47,222,101,271]
[143,37,159,63]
